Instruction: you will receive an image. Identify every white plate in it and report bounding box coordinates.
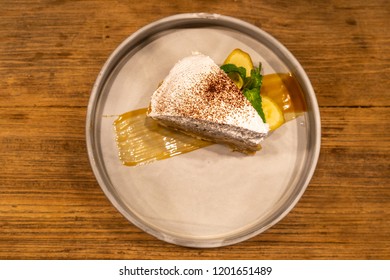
[86,13,321,248]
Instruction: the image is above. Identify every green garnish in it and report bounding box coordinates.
[220,64,247,82]
[221,63,266,123]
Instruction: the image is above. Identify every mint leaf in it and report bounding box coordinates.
[244,66,262,89]
[220,64,246,81]
[243,88,266,123]
[221,62,266,122]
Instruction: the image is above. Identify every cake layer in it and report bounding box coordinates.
[147,53,269,152]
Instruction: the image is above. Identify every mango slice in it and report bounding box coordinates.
[227,72,244,89]
[223,48,254,77]
[261,96,285,130]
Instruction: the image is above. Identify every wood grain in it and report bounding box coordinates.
[0,0,389,259]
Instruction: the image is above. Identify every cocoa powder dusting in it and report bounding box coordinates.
[149,54,263,131]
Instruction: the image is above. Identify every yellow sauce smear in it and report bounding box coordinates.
[114,73,306,166]
[261,73,306,121]
[114,109,212,166]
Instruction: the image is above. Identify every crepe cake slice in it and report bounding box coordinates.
[147,53,269,153]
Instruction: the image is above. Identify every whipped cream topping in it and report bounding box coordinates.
[148,54,269,135]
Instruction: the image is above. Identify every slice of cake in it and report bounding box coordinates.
[147,53,269,153]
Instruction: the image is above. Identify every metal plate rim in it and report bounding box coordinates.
[86,13,321,248]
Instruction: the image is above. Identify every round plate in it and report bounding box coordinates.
[86,13,321,248]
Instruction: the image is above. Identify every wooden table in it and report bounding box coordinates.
[1,0,389,260]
